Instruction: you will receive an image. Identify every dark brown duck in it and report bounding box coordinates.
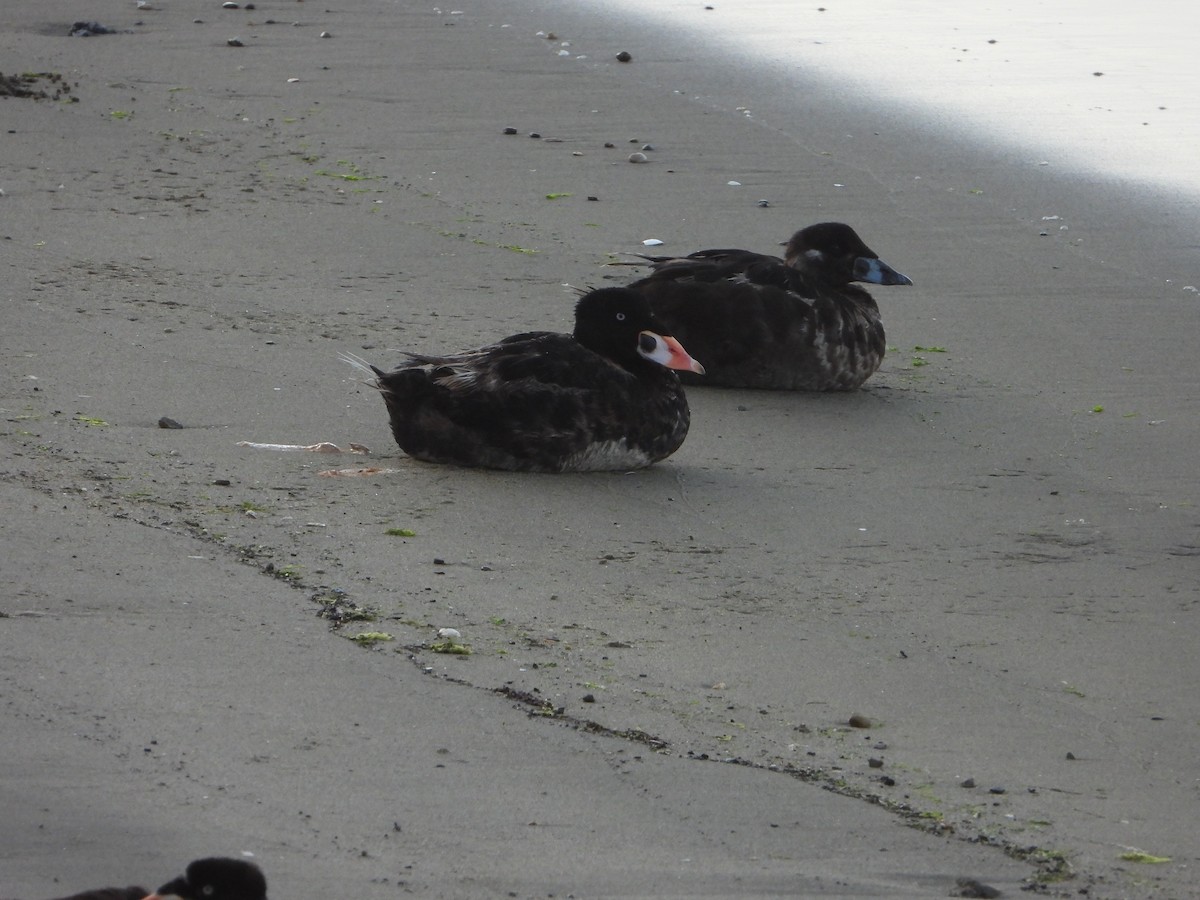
[21,857,267,900]
[627,222,912,391]
[345,287,704,472]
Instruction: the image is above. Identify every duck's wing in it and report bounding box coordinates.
[638,246,827,297]
[638,247,786,283]
[401,332,612,392]
[45,889,150,900]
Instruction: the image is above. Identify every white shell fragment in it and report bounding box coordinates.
[237,440,371,453]
[316,466,401,477]
[642,238,664,246]
[437,628,463,642]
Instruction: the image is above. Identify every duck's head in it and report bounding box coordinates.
[150,857,268,900]
[574,288,705,375]
[783,222,913,287]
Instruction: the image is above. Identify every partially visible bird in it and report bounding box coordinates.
[149,858,267,900]
[344,287,704,472]
[20,857,267,900]
[35,890,149,900]
[626,222,913,391]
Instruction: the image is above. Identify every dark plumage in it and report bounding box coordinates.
[150,858,267,900]
[37,890,149,900]
[345,287,705,472]
[626,222,913,391]
[25,857,267,900]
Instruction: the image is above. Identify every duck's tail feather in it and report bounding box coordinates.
[339,351,386,387]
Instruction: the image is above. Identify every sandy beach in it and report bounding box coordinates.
[3,1,1198,897]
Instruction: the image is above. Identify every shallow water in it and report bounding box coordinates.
[591,0,1200,197]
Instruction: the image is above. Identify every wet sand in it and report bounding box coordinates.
[2,1,1197,897]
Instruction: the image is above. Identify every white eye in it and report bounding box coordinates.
[615,312,626,321]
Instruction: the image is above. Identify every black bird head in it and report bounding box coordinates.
[573,288,704,374]
[783,222,912,287]
[152,858,267,900]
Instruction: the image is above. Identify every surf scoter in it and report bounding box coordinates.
[149,858,266,900]
[344,287,704,472]
[626,222,912,391]
[29,857,267,900]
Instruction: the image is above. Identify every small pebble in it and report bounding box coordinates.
[642,238,663,246]
[628,152,648,163]
[873,741,887,750]
[586,195,598,201]
[847,714,871,729]
[227,37,244,46]
[868,757,884,768]
[157,416,184,429]
[988,786,1007,795]
[320,30,332,38]
[603,142,615,148]
[880,775,896,786]
[222,1,239,7]
[615,51,632,62]
[529,132,541,139]
[1065,751,1076,760]
[960,777,976,788]
[582,693,596,703]
[640,143,654,151]
[757,199,770,207]
[727,180,741,186]
[502,126,518,135]
[213,478,232,486]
